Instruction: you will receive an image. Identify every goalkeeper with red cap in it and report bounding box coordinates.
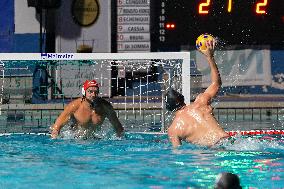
[51,80,124,139]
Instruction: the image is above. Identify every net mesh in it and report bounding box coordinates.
[0,53,190,133]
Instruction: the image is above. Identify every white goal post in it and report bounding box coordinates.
[0,52,191,103]
[0,52,191,132]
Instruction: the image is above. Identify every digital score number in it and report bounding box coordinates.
[198,0,269,14]
[151,0,284,51]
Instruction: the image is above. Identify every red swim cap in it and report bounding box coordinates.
[82,80,99,95]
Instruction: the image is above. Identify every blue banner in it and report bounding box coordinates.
[0,0,14,52]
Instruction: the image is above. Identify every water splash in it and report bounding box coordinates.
[59,121,117,141]
[217,134,284,151]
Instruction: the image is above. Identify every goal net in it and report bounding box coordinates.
[0,53,191,133]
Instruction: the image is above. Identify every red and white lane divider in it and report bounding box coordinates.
[227,130,284,136]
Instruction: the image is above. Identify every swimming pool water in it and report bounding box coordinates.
[0,132,283,189]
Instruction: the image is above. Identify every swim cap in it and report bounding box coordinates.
[165,89,185,111]
[82,80,99,96]
[214,172,242,189]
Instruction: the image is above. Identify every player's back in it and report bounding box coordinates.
[175,103,229,146]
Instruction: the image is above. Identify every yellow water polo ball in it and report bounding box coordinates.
[196,34,214,51]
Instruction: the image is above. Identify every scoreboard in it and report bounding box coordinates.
[151,0,284,51]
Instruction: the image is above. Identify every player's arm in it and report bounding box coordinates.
[195,40,221,105]
[105,102,124,137]
[167,119,182,148]
[51,99,80,139]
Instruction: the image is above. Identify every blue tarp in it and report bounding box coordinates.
[32,64,49,103]
[0,0,14,52]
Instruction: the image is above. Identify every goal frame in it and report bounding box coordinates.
[0,52,191,103]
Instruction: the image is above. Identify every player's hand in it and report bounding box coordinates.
[200,39,215,59]
[50,127,59,139]
[50,132,58,139]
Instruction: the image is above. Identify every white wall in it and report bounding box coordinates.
[15,0,41,33]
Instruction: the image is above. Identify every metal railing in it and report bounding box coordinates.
[0,107,283,133]
[215,107,284,121]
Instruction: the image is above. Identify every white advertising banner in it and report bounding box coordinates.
[55,0,111,53]
[196,49,272,87]
[56,60,111,98]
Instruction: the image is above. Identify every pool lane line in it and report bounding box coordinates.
[0,130,283,137]
[0,132,51,136]
[227,130,284,136]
